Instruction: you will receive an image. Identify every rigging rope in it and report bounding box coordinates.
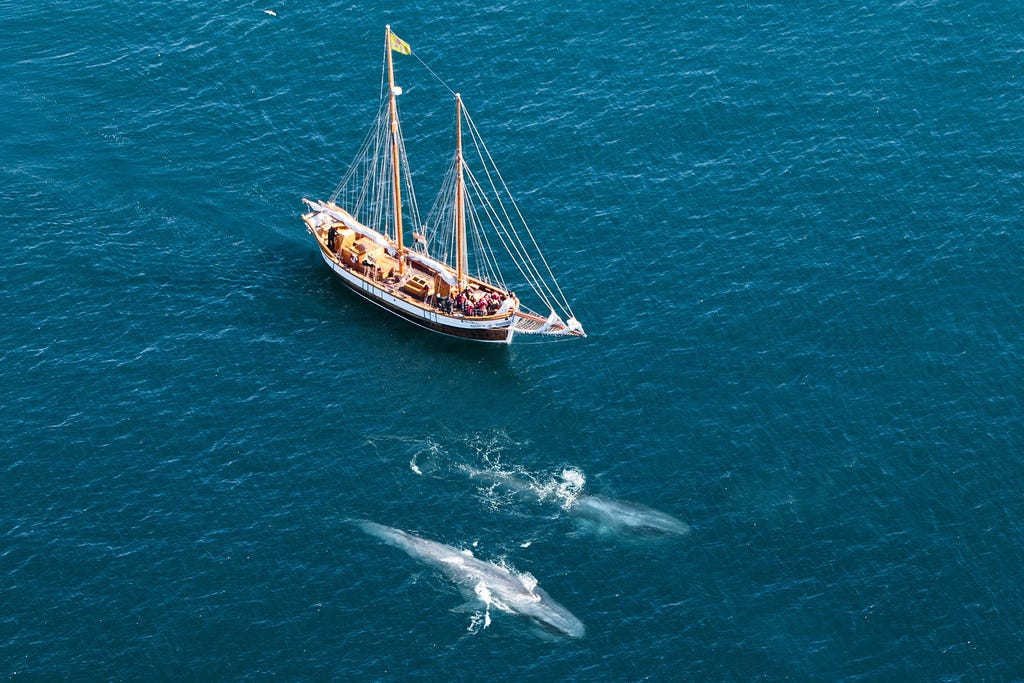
[324,43,579,327]
[462,107,576,319]
[412,51,458,98]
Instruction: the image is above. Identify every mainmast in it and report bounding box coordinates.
[386,25,405,275]
[455,93,467,289]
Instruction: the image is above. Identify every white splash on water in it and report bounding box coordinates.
[469,580,493,631]
[555,468,586,510]
[515,569,539,595]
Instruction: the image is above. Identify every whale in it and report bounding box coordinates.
[466,468,691,537]
[354,520,585,639]
[569,493,692,536]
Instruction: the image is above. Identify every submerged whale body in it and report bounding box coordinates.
[468,469,691,537]
[355,520,585,639]
[570,494,692,536]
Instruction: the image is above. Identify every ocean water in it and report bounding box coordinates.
[2,0,1023,679]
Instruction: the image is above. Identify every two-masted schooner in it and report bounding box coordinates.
[302,26,584,344]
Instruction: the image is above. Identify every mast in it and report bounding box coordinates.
[455,93,467,289]
[386,25,405,275]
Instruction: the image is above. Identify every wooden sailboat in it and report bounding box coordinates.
[302,26,584,344]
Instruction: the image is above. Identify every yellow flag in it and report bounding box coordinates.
[389,32,411,55]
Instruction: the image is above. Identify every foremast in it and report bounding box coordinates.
[386,25,405,275]
[304,26,585,341]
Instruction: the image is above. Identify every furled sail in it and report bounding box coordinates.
[302,26,585,343]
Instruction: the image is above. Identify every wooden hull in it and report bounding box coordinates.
[317,246,515,344]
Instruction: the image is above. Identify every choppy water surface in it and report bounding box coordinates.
[2,0,1022,679]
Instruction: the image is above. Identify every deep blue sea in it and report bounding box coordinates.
[3,0,1023,679]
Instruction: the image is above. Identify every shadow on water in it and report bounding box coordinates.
[303,259,516,358]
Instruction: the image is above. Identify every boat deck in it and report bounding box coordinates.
[310,219,514,322]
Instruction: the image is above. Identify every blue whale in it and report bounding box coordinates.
[355,520,585,639]
[467,468,691,537]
